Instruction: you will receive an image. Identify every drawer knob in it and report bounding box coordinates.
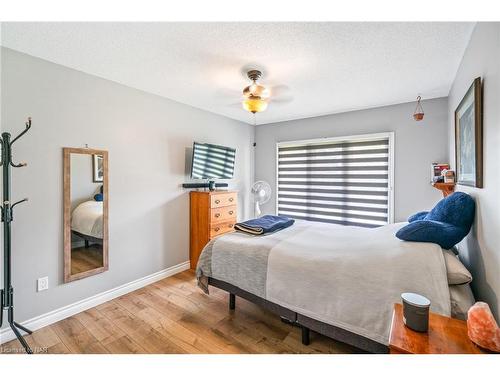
[228,210,234,215]
[215,213,221,218]
[215,199,220,204]
[229,197,234,202]
[214,227,220,232]
[228,224,233,228]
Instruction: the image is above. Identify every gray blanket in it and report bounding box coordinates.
[197,225,295,296]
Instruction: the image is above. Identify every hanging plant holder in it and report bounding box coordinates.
[413,96,425,121]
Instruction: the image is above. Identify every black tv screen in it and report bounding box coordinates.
[190,142,236,179]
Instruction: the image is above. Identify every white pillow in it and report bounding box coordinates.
[449,284,475,320]
[443,249,473,285]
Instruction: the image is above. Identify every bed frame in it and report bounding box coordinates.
[71,229,103,247]
[208,277,389,354]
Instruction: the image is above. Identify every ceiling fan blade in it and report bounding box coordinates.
[270,96,293,104]
[215,88,243,99]
[269,84,291,97]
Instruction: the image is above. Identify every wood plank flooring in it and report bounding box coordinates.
[71,246,104,275]
[0,270,358,354]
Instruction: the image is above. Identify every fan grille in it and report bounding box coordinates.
[252,181,271,204]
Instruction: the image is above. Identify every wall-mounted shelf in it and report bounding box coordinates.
[432,182,455,197]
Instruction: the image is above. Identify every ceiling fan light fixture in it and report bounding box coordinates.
[243,83,269,98]
[242,96,268,113]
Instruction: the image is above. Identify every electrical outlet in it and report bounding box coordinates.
[37,276,49,292]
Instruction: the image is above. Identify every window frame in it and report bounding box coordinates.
[275,131,395,225]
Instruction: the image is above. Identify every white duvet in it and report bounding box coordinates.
[265,221,451,345]
[71,200,103,239]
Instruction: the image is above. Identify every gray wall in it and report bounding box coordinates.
[255,98,449,222]
[447,23,500,319]
[0,48,254,325]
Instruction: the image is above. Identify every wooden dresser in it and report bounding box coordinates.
[189,190,237,269]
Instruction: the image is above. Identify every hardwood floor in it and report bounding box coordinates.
[71,246,103,275]
[0,270,358,354]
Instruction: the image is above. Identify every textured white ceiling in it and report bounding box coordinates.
[1,22,474,125]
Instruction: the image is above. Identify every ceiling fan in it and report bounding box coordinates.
[218,69,292,115]
[241,69,292,114]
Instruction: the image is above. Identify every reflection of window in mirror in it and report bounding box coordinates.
[63,148,108,283]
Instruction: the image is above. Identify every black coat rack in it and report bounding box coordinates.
[0,117,33,354]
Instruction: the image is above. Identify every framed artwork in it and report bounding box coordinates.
[455,77,483,188]
[92,154,104,183]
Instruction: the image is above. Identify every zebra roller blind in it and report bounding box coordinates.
[277,134,393,228]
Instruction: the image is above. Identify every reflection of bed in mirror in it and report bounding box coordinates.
[71,198,104,275]
[71,193,104,246]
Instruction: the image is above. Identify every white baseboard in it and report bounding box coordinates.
[0,260,190,344]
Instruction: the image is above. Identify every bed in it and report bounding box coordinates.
[197,220,461,353]
[71,200,104,246]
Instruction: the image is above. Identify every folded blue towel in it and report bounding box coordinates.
[234,215,295,235]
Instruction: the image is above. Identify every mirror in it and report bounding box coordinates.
[63,147,108,283]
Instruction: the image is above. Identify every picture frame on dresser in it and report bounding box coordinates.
[455,77,483,188]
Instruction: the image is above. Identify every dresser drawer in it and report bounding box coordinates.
[210,192,237,208]
[210,205,237,223]
[210,220,236,238]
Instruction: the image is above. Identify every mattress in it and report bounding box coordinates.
[71,200,103,239]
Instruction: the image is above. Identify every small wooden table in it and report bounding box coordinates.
[389,303,485,354]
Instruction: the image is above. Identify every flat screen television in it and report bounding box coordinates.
[190,142,236,180]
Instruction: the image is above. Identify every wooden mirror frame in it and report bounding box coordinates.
[63,147,109,283]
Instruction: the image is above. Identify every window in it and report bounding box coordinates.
[276,133,394,228]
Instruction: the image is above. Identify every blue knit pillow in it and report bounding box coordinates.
[408,211,428,222]
[396,192,475,249]
[396,220,467,249]
[425,192,475,228]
